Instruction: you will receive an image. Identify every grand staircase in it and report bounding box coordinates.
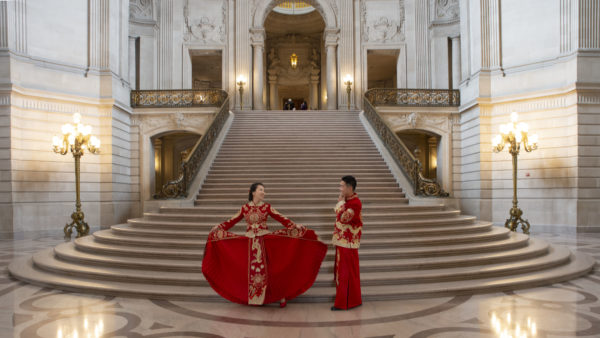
[9,110,594,302]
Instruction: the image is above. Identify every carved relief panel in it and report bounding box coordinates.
[361,0,405,43]
[130,0,153,21]
[183,0,227,44]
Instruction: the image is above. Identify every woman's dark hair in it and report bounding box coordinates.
[248,182,264,201]
[341,175,357,191]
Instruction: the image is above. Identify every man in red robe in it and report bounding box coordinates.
[331,175,363,310]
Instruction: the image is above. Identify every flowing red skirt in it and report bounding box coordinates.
[202,228,327,305]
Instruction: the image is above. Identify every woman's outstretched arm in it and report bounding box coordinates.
[213,207,245,231]
[268,205,300,229]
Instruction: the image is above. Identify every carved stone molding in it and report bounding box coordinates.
[134,113,211,135]
[324,28,340,47]
[435,0,459,21]
[129,0,153,21]
[385,112,452,134]
[361,0,405,43]
[250,27,266,46]
[183,0,226,44]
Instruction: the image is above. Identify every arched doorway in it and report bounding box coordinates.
[251,0,339,110]
[151,131,201,197]
[396,129,442,180]
[264,5,325,110]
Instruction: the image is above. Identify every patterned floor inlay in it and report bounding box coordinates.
[1,231,599,337]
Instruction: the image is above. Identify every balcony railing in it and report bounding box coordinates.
[365,88,460,107]
[363,92,449,197]
[131,89,228,108]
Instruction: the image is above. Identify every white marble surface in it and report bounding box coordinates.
[0,229,599,337]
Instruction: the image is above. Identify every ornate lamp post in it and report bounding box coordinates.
[492,112,538,234]
[343,74,353,110]
[236,75,246,110]
[52,113,101,239]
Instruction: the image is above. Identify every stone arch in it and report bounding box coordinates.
[393,125,452,195]
[253,0,337,29]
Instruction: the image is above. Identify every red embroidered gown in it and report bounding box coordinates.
[202,201,327,305]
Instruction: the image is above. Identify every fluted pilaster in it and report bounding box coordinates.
[339,0,354,109]
[6,0,27,54]
[578,0,600,49]
[157,0,173,89]
[88,0,110,70]
[415,0,430,87]
[480,0,501,70]
[560,0,576,54]
[236,1,251,109]
[0,2,7,48]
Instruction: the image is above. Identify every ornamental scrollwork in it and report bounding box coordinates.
[130,89,228,108]
[365,88,460,107]
[154,95,230,199]
[363,95,449,197]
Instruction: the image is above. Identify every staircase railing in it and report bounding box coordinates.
[131,88,228,108]
[145,90,230,199]
[363,88,453,197]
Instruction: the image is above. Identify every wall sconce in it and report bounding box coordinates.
[236,75,247,110]
[290,53,298,69]
[343,74,353,110]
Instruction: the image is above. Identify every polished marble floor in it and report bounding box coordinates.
[1,230,599,338]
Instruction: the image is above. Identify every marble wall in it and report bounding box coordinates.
[0,0,598,232]
[455,0,600,229]
[0,0,139,233]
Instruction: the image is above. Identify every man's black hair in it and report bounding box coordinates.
[341,175,357,191]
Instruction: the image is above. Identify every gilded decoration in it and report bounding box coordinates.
[131,89,227,108]
[365,88,459,107]
[363,94,449,197]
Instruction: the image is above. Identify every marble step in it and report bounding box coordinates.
[110,222,492,239]
[187,204,417,213]
[128,215,477,230]
[193,197,408,205]
[159,204,443,215]
[195,191,406,199]
[202,177,398,184]
[206,168,393,174]
[199,181,399,189]
[141,210,462,223]
[54,238,549,273]
[30,244,569,288]
[91,226,508,250]
[73,231,528,260]
[297,251,595,302]
[196,187,404,195]
[9,249,594,302]
[215,150,381,155]
[207,164,393,170]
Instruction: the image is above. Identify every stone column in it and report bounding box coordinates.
[324,28,339,110]
[451,36,461,89]
[251,28,266,110]
[269,75,278,110]
[310,75,319,110]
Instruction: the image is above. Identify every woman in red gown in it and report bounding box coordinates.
[202,183,327,306]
